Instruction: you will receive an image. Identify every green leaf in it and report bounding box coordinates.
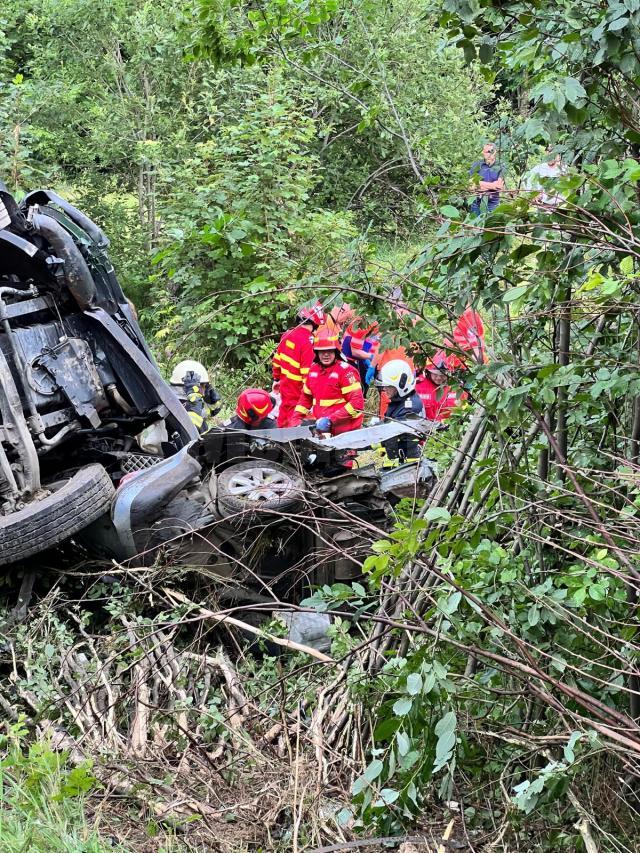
[435,729,456,764]
[351,774,368,796]
[620,256,634,275]
[608,15,629,30]
[435,711,457,736]
[527,604,540,627]
[563,76,587,103]
[478,42,493,63]
[588,584,605,601]
[460,39,476,62]
[424,507,451,524]
[503,285,528,302]
[396,731,410,756]
[393,697,413,716]
[406,673,423,695]
[600,278,622,296]
[336,808,353,827]
[564,731,583,763]
[510,244,540,261]
[441,204,461,219]
[438,590,462,615]
[363,758,384,783]
[374,788,400,807]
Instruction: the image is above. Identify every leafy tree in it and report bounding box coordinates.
[149,73,356,364]
[193,0,490,231]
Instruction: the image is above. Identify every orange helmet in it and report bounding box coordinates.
[236,388,275,425]
[445,353,466,371]
[313,324,341,352]
[298,300,326,326]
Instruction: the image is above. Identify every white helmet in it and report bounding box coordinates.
[375,359,416,397]
[170,359,209,386]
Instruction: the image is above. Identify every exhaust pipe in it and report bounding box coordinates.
[31,211,97,310]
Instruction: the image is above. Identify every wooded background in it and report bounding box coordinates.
[1,0,640,850]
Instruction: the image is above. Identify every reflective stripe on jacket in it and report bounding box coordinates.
[416,375,464,421]
[185,390,208,433]
[292,359,364,434]
[272,325,315,396]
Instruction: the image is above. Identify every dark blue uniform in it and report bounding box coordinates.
[383,390,424,464]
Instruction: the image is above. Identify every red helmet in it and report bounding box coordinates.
[425,350,448,372]
[445,353,466,371]
[236,388,275,425]
[329,303,356,327]
[298,300,326,326]
[313,324,341,352]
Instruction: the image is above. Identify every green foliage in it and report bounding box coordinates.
[149,76,356,364]
[439,0,640,153]
[194,0,490,231]
[0,718,115,852]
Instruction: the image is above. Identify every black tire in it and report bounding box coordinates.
[0,464,115,566]
[216,460,304,518]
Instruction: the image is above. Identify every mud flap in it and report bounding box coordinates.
[111,442,202,557]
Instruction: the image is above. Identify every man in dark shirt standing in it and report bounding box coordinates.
[469,143,505,215]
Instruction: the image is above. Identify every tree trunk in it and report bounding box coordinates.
[555,283,571,474]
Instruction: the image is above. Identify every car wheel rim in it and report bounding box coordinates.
[227,468,295,503]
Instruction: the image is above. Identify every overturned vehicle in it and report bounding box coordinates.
[0,188,197,565]
[0,188,436,592]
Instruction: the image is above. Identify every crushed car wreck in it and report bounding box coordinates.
[0,188,437,593]
[99,421,437,600]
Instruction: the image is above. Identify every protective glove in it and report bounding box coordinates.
[365,362,376,387]
[315,416,332,434]
[272,381,280,394]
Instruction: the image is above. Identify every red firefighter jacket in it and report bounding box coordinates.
[272,325,315,398]
[416,374,465,421]
[292,359,364,435]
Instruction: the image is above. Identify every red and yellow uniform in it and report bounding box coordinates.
[291,360,364,435]
[272,325,315,427]
[415,374,462,421]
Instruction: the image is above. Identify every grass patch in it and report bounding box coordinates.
[0,718,119,853]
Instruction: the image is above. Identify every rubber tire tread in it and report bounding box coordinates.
[217,459,304,517]
[0,464,114,566]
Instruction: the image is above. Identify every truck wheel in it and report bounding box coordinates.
[216,460,304,518]
[0,464,114,566]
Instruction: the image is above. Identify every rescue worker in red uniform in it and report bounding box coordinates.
[416,351,466,422]
[272,302,325,427]
[290,325,364,436]
[222,388,276,464]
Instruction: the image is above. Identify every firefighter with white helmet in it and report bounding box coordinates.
[169,359,220,433]
[375,358,424,466]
